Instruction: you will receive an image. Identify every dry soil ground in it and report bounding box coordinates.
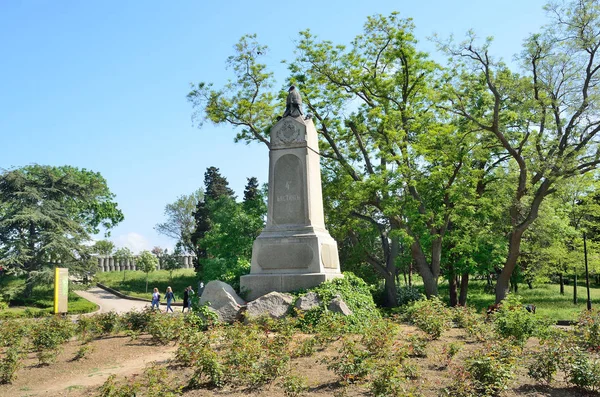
[1,324,597,397]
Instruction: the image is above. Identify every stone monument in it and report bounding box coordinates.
[240,86,342,300]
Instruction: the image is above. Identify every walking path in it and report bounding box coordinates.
[75,286,150,314]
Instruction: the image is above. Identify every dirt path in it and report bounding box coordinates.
[75,287,149,314]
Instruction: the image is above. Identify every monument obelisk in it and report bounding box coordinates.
[240,86,342,300]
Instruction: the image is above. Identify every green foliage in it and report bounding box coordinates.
[0,347,23,384]
[492,295,547,345]
[299,272,379,330]
[577,309,600,351]
[155,188,204,257]
[279,374,308,397]
[369,362,411,397]
[396,285,424,307]
[566,350,600,391]
[99,374,141,397]
[445,343,519,397]
[0,165,123,295]
[73,344,94,361]
[405,297,452,339]
[452,305,490,341]
[326,337,373,384]
[146,310,182,344]
[93,240,115,256]
[31,316,75,365]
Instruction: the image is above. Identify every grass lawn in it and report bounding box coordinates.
[434,278,600,321]
[0,275,98,319]
[95,268,199,301]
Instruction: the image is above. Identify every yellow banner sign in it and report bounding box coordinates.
[54,268,68,314]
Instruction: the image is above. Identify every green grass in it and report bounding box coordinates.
[95,268,199,300]
[0,274,98,319]
[433,279,600,321]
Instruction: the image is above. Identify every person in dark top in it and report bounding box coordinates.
[164,286,175,313]
[182,286,189,313]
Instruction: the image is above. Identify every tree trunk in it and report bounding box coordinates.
[408,263,413,287]
[574,274,578,304]
[448,263,457,307]
[527,281,533,289]
[459,272,469,306]
[559,273,564,295]
[411,239,440,298]
[495,230,524,303]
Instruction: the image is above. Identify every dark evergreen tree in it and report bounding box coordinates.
[191,166,235,275]
[204,166,235,201]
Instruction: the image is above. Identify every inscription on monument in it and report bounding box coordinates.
[273,154,305,225]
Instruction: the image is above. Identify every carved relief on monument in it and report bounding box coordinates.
[273,154,306,225]
[273,118,304,146]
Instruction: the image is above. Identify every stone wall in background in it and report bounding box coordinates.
[96,255,196,272]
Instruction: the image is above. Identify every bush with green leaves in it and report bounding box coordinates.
[565,350,600,391]
[492,295,547,345]
[279,374,308,397]
[404,296,452,339]
[99,374,141,397]
[0,318,32,347]
[369,362,410,397]
[325,337,373,384]
[146,311,182,344]
[577,308,600,351]
[295,272,379,331]
[396,285,424,307]
[30,316,75,365]
[175,327,211,366]
[464,343,519,396]
[0,346,23,384]
[119,308,153,333]
[452,305,491,342]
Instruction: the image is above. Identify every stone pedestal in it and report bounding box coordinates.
[240,116,342,300]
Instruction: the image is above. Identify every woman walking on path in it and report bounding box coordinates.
[151,287,161,310]
[164,286,175,313]
[187,286,195,311]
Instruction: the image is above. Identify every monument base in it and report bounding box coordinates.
[240,272,343,301]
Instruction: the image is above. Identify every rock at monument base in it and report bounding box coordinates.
[328,296,353,316]
[295,291,321,311]
[246,291,294,321]
[199,280,245,323]
[240,272,342,301]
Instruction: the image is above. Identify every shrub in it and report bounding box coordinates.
[31,316,75,365]
[325,337,373,384]
[120,308,153,333]
[298,272,380,331]
[73,344,94,361]
[146,311,182,344]
[0,347,22,384]
[396,285,424,307]
[280,374,308,397]
[369,362,409,397]
[565,350,600,391]
[577,309,600,351]
[99,374,141,397]
[175,328,211,366]
[406,334,428,358]
[0,318,32,347]
[452,305,491,341]
[405,297,452,339]
[465,343,519,396]
[491,294,549,345]
[142,363,182,396]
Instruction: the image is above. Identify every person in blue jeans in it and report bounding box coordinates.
[164,286,175,313]
[151,287,160,310]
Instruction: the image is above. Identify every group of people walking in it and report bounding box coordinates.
[151,285,195,313]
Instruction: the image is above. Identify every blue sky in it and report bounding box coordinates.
[0,1,548,253]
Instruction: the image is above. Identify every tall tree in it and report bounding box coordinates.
[155,188,204,257]
[440,0,600,302]
[0,165,123,296]
[188,15,485,305]
[93,240,115,257]
[190,167,235,276]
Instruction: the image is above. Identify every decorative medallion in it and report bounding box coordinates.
[277,120,301,144]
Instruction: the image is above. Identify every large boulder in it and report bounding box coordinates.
[199,280,245,323]
[328,296,353,316]
[246,291,294,321]
[295,291,321,311]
